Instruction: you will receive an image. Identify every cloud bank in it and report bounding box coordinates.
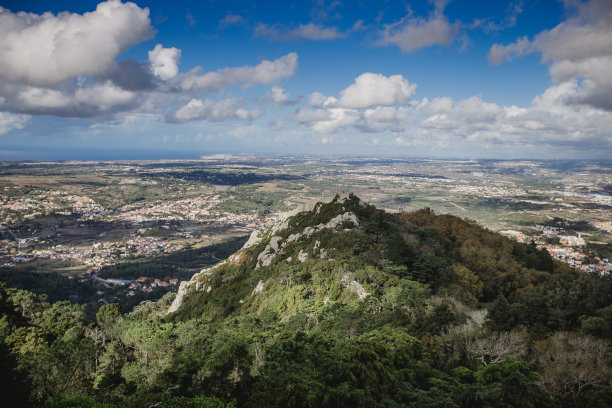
[0,2,299,123]
[0,0,610,158]
[0,0,154,86]
[293,71,611,154]
[295,73,416,133]
[488,0,612,112]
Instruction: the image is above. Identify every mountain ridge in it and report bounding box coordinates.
[165,192,559,324]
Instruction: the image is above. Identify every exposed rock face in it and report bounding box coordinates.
[341,272,369,300]
[254,211,359,269]
[242,230,263,249]
[345,280,369,300]
[252,280,264,294]
[167,266,214,314]
[269,236,282,251]
[256,235,284,268]
[327,212,360,230]
[297,249,308,263]
[302,211,360,238]
[167,281,189,314]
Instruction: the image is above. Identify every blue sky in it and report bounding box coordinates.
[0,0,610,160]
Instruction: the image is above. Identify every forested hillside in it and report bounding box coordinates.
[1,194,610,407]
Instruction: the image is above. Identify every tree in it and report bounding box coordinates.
[412,253,450,289]
[10,289,38,318]
[474,357,552,408]
[24,336,96,404]
[39,301,87,340]
[581,317,610,338]
[466,331,526,366]
[534,332,611,405]
[452,264,484,299]
[485,298,522,332]
[96,303,123,334]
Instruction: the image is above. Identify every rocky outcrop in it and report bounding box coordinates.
[249,212,359,269]
[346,280,369,300]
[341,272,369,300]
[167,280,189,314]
[298,249,308,263]
[167,266,214,314]
[301,211,360,238]
[252,280,264,294]
[256,235,284,268]
[254,211,359,269]
[242,230,263,249]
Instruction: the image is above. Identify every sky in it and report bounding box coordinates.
[0,0,611,160]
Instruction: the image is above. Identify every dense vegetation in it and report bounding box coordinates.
[1,194,610,407]
[0,267,99,304]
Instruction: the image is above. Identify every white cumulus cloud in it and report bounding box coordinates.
[74,81,136,110]
[148,44,181,80]
[360,107,410,133]
[178,53,298,93]
[295,73,417,134]
[167,98,262,123]
[338,73,416,109]
[307,92,333,107]
[269,86,291,104]
[0,111,30,135]
[0,0,154,86]
[294,106,360,134]
[18,87,72,109]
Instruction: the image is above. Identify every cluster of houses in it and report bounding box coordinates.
[0,189,105,224]
[2,237,184,269]
[101,275,180,297]
[501,226,610,275]
[110,194,224,222]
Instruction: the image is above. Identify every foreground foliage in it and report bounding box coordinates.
[1,195,610,407]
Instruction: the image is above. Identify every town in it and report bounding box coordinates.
[501,227,611,275]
